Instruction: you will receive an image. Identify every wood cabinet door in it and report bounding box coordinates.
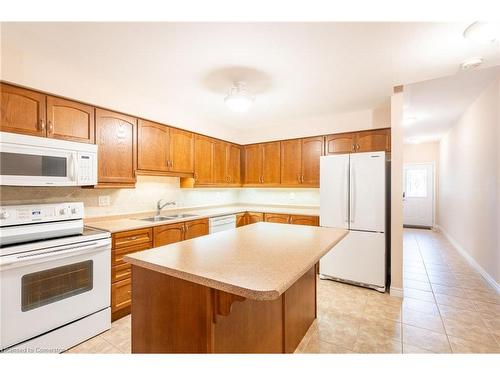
[243,144,262,184]
[264,213,290,224]
[111,278,132,312]
[137,119,169,172]
[169,128,194,174]
[153,223,184,247]
[325,133,355,155]
[262,142,281,184]
[236,212,247,227]
[46,96,94,143]
[213,140,228,184]
[280,139,302,185]
[0,83,46,137]
[355,129,391,152]
[289,215,319,226]
[301,136,323,185]
[226,144,241,184]
[184,218,209,240]
[246,212,264,224]
[194,135,214,184]
[95,109,137,185]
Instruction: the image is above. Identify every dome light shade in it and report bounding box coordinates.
[463,22,500,43]
[224,82,254,112]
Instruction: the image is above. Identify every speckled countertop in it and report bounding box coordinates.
[124,222,347,300]
[85,204,319,233]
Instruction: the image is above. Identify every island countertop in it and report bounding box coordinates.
[124,222,347,301]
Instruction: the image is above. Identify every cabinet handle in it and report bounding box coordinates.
[297,174,301,182]
[194,172,198,181]
[352,144,355,151]
[261,176,264,183]
[356,144,360,150]
[170,160,174,167]
[48,120,54,133]
[301,175,304,183]
[128,236,138,241]
[39,119,46,131]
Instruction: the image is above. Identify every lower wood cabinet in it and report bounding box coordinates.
[264,213,319,226]
[153,218,209,247]
[184,219,209,240]
[264,213,290,224]
[236,213,247,227]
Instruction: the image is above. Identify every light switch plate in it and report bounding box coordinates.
[98,195,110,206]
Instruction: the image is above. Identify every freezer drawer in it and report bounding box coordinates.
[319,231,385,290]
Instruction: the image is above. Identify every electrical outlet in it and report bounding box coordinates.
[98,195,110,207]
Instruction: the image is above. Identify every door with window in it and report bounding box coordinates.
[403,163,434,227]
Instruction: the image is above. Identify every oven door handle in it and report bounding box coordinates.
[0,240,111,270]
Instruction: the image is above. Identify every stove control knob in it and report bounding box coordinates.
[71,207,79,215]
[0,211,9,220]
[59,208,68,216]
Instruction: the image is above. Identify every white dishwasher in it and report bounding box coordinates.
[209,214,236,234]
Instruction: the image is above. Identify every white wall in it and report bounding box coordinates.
[403,141,440,223]
[438,77,499,283]
[390,89,404,294]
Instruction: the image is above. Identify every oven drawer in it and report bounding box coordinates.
[111,278,131,312]
[112,242,152,266]
[112,228,153,249]
[111,263,131,283]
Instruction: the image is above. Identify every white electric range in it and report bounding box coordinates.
[0,202,111,353]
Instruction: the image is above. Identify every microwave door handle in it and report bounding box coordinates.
[69,153,76,182]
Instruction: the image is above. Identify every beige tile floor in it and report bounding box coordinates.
[67,228,500,354]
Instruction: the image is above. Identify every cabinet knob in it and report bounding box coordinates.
[48,120,54,133]
[194,172,198,181]
[39,119,46,131]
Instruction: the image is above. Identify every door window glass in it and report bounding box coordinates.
[21,261,93,312]
[405,168,428,198]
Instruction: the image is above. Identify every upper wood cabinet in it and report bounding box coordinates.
[46,96,94,143]
[138,120,194,175]
[281,136,323,186]
[356,129,391,153]
[192,135,240,186]
[325,129,391,155]
[1,83,46,137]
[243,141,281,185]
[137,119,170,173]
[169,128,194,174]
[95,109,137,187]
[325,133,356,154]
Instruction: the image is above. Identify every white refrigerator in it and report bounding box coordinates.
[319,151,387,292]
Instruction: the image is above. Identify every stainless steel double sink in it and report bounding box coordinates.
[140,213,198,222]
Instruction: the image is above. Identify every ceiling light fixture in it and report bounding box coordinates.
[224,81,254,113]
[463,22,500,43]
[460,57,483,71]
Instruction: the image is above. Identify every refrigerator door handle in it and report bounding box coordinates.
[350,161,355,223]
[344,161,349,223]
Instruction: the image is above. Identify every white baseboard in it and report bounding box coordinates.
[390,287,404,298]
[438,226,500,293]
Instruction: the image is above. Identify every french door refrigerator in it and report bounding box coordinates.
[319,151,387,292]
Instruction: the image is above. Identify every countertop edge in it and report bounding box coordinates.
[124,229,347,301]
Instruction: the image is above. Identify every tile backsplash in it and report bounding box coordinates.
[0,176,319,218]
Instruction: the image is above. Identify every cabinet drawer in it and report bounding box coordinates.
[112,263,132,283]
[289,215,319,226]
[112,228,153,249]
[112,242,152,266]
[112,278,131,312]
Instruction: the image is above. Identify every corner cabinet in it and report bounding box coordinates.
[95,109,137,187]
[243,141,280,186]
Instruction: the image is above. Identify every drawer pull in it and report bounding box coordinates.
[128,236,138,240]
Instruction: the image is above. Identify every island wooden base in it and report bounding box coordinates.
[130,264,317,353]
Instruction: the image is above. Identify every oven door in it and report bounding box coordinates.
[0,143,78,186]
[0,238,111,350]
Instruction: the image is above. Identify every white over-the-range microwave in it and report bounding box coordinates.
[0,131,97,186]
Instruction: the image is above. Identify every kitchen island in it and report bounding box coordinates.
[124,222,347,353]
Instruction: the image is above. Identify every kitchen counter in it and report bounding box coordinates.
[125,222,346,300]
[124,223,347,353]
[85,204,319,233]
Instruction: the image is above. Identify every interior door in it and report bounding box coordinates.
[349,152,386,232]
[320,154,349,229]
[403,163,434,227]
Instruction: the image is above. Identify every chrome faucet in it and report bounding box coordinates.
[156,199,176,216]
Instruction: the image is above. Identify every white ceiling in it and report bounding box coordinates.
[404,66,500,143]
[1,22,499,143]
